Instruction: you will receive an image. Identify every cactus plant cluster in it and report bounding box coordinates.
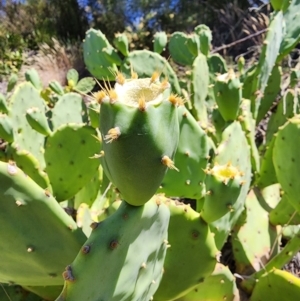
[1,1,300,300]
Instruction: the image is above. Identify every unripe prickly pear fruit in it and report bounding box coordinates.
[213,70,242,121]
[99,73,180,206]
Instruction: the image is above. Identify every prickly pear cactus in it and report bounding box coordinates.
[0,161,86,286]
[154,197,219,301]
[56,197,170,301]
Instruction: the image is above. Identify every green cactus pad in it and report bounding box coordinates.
[256,65,281,124]
[207,54,227,74]
[9,82,47,168]
[87,100,100,129]
[175,263,238,301]
[154,197,218,301]
[201,162,244,223]
[273,115,300,212]
[113,32,129,56]
[190,53,209,125]
[56,197,170,301]
[158,106,209,199]
[0,161,86,286]
[232,190,280,275]
[26,107,52,136]
[83,28,120,80]
[44,123,100,201]
[194,24,212,56]
[278,0,300,60]
[270,193,300,226]
[25,69,43,90]
[50,92,87,131]
[0,113,14,142]
[213,70,242,122]
[153,31,168,54]
[8,146,50,189]
[0,93,9,113]
[254,11,284,117]
[168,32,198,65]
[99,77,179,206]
[121,49,181,94]
[250,269,300,301]
[256,136,277,188]
[239,99,260,174]
[208,122,252,250]
[265,90,298,145]
[23,285,63,300]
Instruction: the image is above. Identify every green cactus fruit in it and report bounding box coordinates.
[250,269,300,301]
[238,56,245,75]
[158,105,209,199]
[0,161,86,286]
[273,115,300,213]
[201,162,244,223]
[239,99,260,174]
[44,123,100,201]
[270,192,300,226]
[194,24,212,56]
[8,146,50,189]
[213,70,242,121]
[168,32,198,65]
[9,82,47,168]
[7,73,18,93]
[153,31,168,54]
[56,197,170,301]
[121,49,181,94]
[83,28,120,80]
[0,93,9,113]
[191,53,209,125]
[154,197,219,301]
[99,76,179,206]
[0,114,14,142]
[49,80,65,96]
[256,65,281,124]
[66,69,79,87]
[175,263,238,301]
[25,69,43,90]
[51,92,87,130]
[26,107,52,136]
[208,121,252,250]
[113,32,129,56]
[232,190,280,275]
